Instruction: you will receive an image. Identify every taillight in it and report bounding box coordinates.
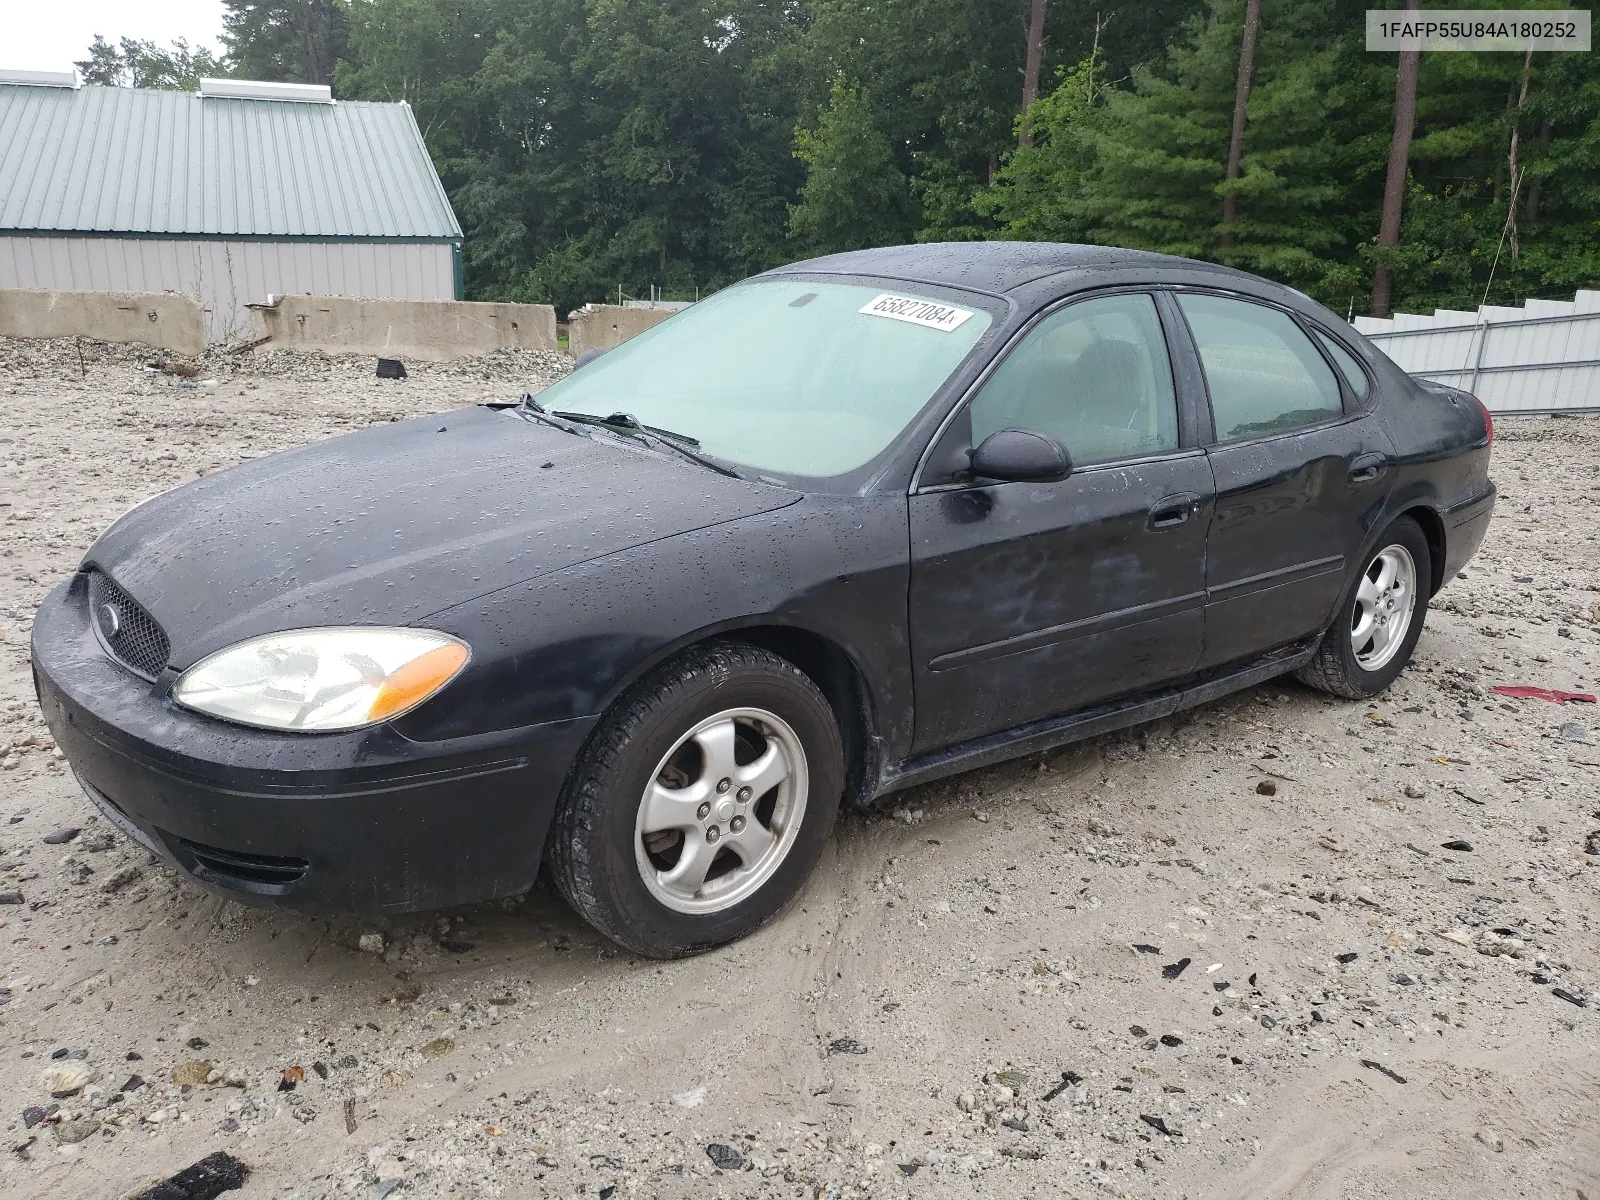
[1472,395,1494,443]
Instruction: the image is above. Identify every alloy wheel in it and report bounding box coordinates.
[633,707,808,915]
[1351,544,1417,671]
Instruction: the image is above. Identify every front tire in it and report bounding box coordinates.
[1297,516,1431,700]
[548,641,844,958]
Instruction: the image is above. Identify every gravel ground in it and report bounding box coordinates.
[0,335,1597,1200]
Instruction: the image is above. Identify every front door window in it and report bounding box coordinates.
[970,292,1179,465]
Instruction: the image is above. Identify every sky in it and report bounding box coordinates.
[6,1,225,73]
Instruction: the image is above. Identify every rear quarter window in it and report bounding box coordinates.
[1312,329,1371,401]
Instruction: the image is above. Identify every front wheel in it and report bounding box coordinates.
[547,642,843,958]
[1296,516,1431,700]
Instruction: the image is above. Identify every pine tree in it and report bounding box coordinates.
[1386,45,1600,313]
[1065,0,1362,294]
[283,0,1599,314]
[1074,2,1237,260]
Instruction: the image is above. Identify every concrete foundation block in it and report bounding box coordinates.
[567,305,678,356]
[251,295,558,361]
[0,288,206,356]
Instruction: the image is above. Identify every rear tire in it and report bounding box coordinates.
[548,641,843,958]
[1296,516,1431,700]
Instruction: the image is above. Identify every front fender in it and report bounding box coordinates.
[394,495,916,758]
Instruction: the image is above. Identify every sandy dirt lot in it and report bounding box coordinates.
[0,335,1597,1200]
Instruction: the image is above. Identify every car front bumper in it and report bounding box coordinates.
[31,575,596,914]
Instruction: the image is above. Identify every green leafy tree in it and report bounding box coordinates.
[1515,49,1600,297]
[75,35,223,90]
[340,0,598,308]
[582,0,800,284]
[223,0,350,85]
[978,39,1111,241]
[1072,3,1236,260]
[795,0,1210,243]
[799,0,1026,242]
[789,77,915,255]
[1380,43,1600,313]
[1048,0,1209,89]
[235,0,1600,314]
[987,0,1380,298]
[336,0,806,311]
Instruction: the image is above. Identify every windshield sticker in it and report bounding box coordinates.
[858,293,975,332]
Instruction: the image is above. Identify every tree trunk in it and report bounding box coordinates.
[1506,47,1533,259]
[1370,0,1421,320]
[1219,0,1263,247]
[1526,119,1551,222]
[1018,0,1048,147]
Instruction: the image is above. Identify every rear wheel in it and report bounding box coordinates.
[548,642,843,958]
[1296,516,1431,699]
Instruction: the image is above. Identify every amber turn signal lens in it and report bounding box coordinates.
[368,642,471,722]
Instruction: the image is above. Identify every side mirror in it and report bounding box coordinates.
[968,428,1071,483]
[573,346,609,370]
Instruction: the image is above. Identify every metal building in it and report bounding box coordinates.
[1353,290,1600,415]
[0,72,463,343]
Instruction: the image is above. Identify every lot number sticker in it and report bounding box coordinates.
[859,293,975,332]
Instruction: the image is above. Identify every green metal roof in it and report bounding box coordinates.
[0,84,462,240]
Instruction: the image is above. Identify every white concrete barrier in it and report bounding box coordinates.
[567,304,677,356]
[0,288,206,356]
[250,294,558,361]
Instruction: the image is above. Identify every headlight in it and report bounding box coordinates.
[172,628,470,732]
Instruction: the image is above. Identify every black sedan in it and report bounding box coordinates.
[32,243,1495,957]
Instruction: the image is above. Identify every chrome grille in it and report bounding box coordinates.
[87,570,171,680]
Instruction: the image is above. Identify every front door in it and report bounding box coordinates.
[908,292,1214,754]
[1172,292,1396,669]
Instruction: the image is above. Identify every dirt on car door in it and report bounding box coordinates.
[1172,291,1397,669]
[907,291,1215,753]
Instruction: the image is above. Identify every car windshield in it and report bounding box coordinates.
[532,279,993,478]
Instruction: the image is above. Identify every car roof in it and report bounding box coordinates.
[768,241,1265,296]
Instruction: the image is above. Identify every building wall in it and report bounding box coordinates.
[0,235,455,343]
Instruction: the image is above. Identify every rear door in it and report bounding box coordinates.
[907,291,1214,753]
[1172,292,1395,670]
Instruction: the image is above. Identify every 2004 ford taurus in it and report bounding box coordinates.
[32,243,1496,957]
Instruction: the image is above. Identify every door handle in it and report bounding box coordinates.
[1349,454,1388,483]
[1147,493,1198,531]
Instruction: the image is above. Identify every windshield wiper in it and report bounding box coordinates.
[550,411,741,478]
[551,410,698,446]
[514,394,590,436]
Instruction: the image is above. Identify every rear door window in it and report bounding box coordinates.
[1177,294,1344,442]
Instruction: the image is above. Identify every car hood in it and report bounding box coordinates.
[86,405,799,667]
